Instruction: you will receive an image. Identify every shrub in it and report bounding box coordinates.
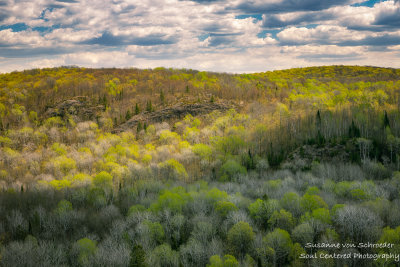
[158,159,188,181]
[227,221,254,258]
[74,238,97,266]
[93,171,113,189]
[214,201,238,218]
[219,160,247,182]
[207,255,239,267]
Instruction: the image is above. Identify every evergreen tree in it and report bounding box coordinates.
[160,90,165,105]
[137,121,142,133]
[243,149,255,170]
[125,110,132,121]
[135,103,140,115]
[348,120,361,138]
[316,130,325,146]
[130,245,147,267]
[146,101,153,112]
[102,95,108,109]
[384,110,390,129]
[316,110,321,130]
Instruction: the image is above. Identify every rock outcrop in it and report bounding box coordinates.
[44,96,104,121]
[283,143,351,170]
[113,102,234,133]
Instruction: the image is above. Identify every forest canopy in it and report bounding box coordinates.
[1,65,400,266]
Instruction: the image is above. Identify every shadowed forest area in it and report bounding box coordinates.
[1,66,400,266]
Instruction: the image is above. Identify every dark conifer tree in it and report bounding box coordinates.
[383,110,390,129]
[135,103,140,115]
[137,122,142,133]
[125,110,132,121]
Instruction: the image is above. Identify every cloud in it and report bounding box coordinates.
[341,32,400,46]
[277,25,400,47]
[262,11,334,28]
[281,45,365,61]
[0,0,399,73]
[205,33,242,47]
[373,0,400,27]
[234,0,354,13]
[0,29,50,47]
[82,32,178,47]
[277,25,366,45]
[45,28,98,43]
[55,0,79,3]
[0,12,10,23]
[0,47,69,58]
[63,51,136,67]
[185,0,221,2]
[261,1,400,31]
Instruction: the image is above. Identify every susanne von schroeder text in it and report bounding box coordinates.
[304,242,394,249]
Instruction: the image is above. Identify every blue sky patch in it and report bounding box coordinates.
[198,34,210,41]
[351,0,383,7]
[257,30,280,39]
[235,14,263,21]
[0,23,28,32]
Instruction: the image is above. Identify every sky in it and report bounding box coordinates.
[0,0,399,73]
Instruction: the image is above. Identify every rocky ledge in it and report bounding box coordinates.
[113,102,234,133]
[44,96,104,122]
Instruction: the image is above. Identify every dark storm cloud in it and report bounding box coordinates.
[182,0,221,3]
[208,35,233,46]
[234,0,352,13]
[206,32,242,46]
[111,4,136,14]
[297,53,363,61]
[260,1,400,32]
[0,47,70,58]
[83,32,125,46]
[202,23,228,33]
[46,4,66,9]
[340,34,400,46]
[262,12,334,28]
[277,28,400,47]
[374,11,400,27]
[82,32,178,47]
[0,11,9,23]
[132,35,178,46]
[55,0,79,3]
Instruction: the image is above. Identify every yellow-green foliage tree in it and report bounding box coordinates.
[158,159,188,181]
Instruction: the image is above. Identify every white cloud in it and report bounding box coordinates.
[45,29,99,43]
[63,51,136,67]
[0,29,51,47]
[388,45,400,50]
[261,1,400,30]
[277,25,367,45]
[281,45,365,58]
[0,0,399,73]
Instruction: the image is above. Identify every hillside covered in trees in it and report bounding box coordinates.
[1,66,400,266]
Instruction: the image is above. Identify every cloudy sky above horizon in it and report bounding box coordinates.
[0,0,399,73]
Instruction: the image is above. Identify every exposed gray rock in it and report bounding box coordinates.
[283,143,351,171]
[113,102,234,133]
[44,96,104,121]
